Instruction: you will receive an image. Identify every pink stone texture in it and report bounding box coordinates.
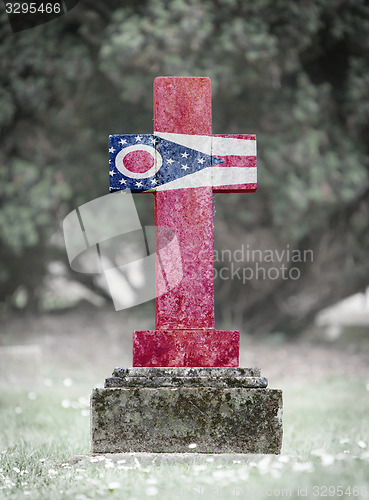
[154,77,214,330]
[154,188,214,329]
[133,330,239,367]
[132,77,255,367]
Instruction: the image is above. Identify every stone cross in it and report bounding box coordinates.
[109,77,257,367]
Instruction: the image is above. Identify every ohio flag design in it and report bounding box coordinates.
[109,133,257,193]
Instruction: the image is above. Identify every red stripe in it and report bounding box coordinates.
[213,183,257,193]
[214,155,256,168]
[212,134,256,141]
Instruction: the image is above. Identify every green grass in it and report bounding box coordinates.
[1,378,369,499]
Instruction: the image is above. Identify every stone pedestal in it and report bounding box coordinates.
[133,330,240,367]
[91,367,283,454]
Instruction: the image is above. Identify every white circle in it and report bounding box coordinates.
[115,145,162,179]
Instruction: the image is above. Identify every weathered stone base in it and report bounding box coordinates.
[91,368,283,454]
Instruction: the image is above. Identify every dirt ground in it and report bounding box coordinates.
[1,303,369,388]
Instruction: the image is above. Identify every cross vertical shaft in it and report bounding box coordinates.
[154,77,214,329]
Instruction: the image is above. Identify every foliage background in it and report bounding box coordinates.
[1,0,369,335]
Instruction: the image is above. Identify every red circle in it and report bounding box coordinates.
[123,150,154,174]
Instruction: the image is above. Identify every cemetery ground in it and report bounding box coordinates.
[1,305,369,499]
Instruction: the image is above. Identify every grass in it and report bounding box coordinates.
[1,377,369,499]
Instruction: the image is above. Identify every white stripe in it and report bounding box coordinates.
[213,166,257,186]
[156,168,212,190]
[154,132,256,157]
[155,167,257,191]
[211,136,256,156]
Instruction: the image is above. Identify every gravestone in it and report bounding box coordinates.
[91,77,283,453]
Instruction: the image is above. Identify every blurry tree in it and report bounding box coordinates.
[0,0,368,334]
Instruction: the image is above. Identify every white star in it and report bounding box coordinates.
[181,164,189,170]
[167,158,174,165]
[198,158,205,164]
[135,135,142,142]
[135,181,143,188]
[119,138,127,146]
[151,178,157,185]
[119,178,126,185]
[181,152,189,158]
[109,147,115,153]
[150,137,157,144]
[109,170,116,177]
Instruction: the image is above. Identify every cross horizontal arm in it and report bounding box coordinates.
[109,133,257,193]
